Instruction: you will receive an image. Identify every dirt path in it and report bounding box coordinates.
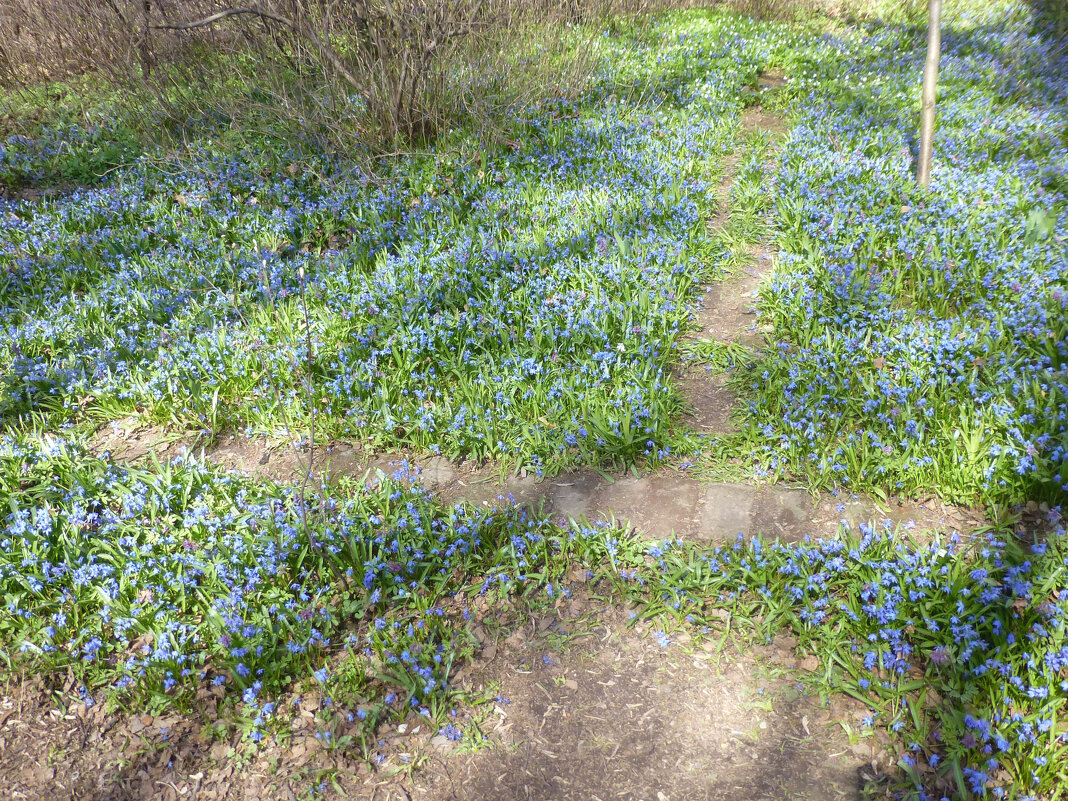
[90,421,984,546]
[675,79,791,438]
[0,605,878,801]
[414,607,869,801]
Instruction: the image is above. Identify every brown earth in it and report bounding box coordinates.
[0,600,892,801]
[419,607,874,801]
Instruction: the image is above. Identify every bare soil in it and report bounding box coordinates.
[676,89,789,435]
[415,605,873,801]
[1,601,890,801]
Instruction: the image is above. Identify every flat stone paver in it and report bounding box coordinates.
[590,475,703,540]
[699,483,758,541]
[545,472,604,521]
[749,487,815,543]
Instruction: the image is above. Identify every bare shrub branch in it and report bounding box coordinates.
[150,6,293,30]
[0,0,706,147]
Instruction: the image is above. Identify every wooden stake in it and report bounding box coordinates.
[916,0,942,188]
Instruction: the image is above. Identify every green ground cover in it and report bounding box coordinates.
[1,3,1066,798]
[723,5,1068,508]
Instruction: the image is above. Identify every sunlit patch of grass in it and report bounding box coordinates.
[681,338,753,375]
[1,12,783,476]
[709,12,1068,509]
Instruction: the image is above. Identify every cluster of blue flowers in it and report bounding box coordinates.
[0,435,566,714]
[747,10,1067,504]
[0,14,785,472]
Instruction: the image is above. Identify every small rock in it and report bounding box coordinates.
[429,734,456,753]
[422,457,457,486]
[800,655,819,672]
[774,634,798,652]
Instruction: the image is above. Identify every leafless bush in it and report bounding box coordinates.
[0,1,218,86]
[713,0,820,21]
[145,1,640,144]
[0,0,699,147]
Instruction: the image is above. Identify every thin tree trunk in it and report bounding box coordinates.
[916,0,942,188]
[140,0,154,77]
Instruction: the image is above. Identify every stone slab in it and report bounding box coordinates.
[699,483,758,542]
[591,475,702,540]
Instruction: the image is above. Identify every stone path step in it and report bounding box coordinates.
[91,422,985,544]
